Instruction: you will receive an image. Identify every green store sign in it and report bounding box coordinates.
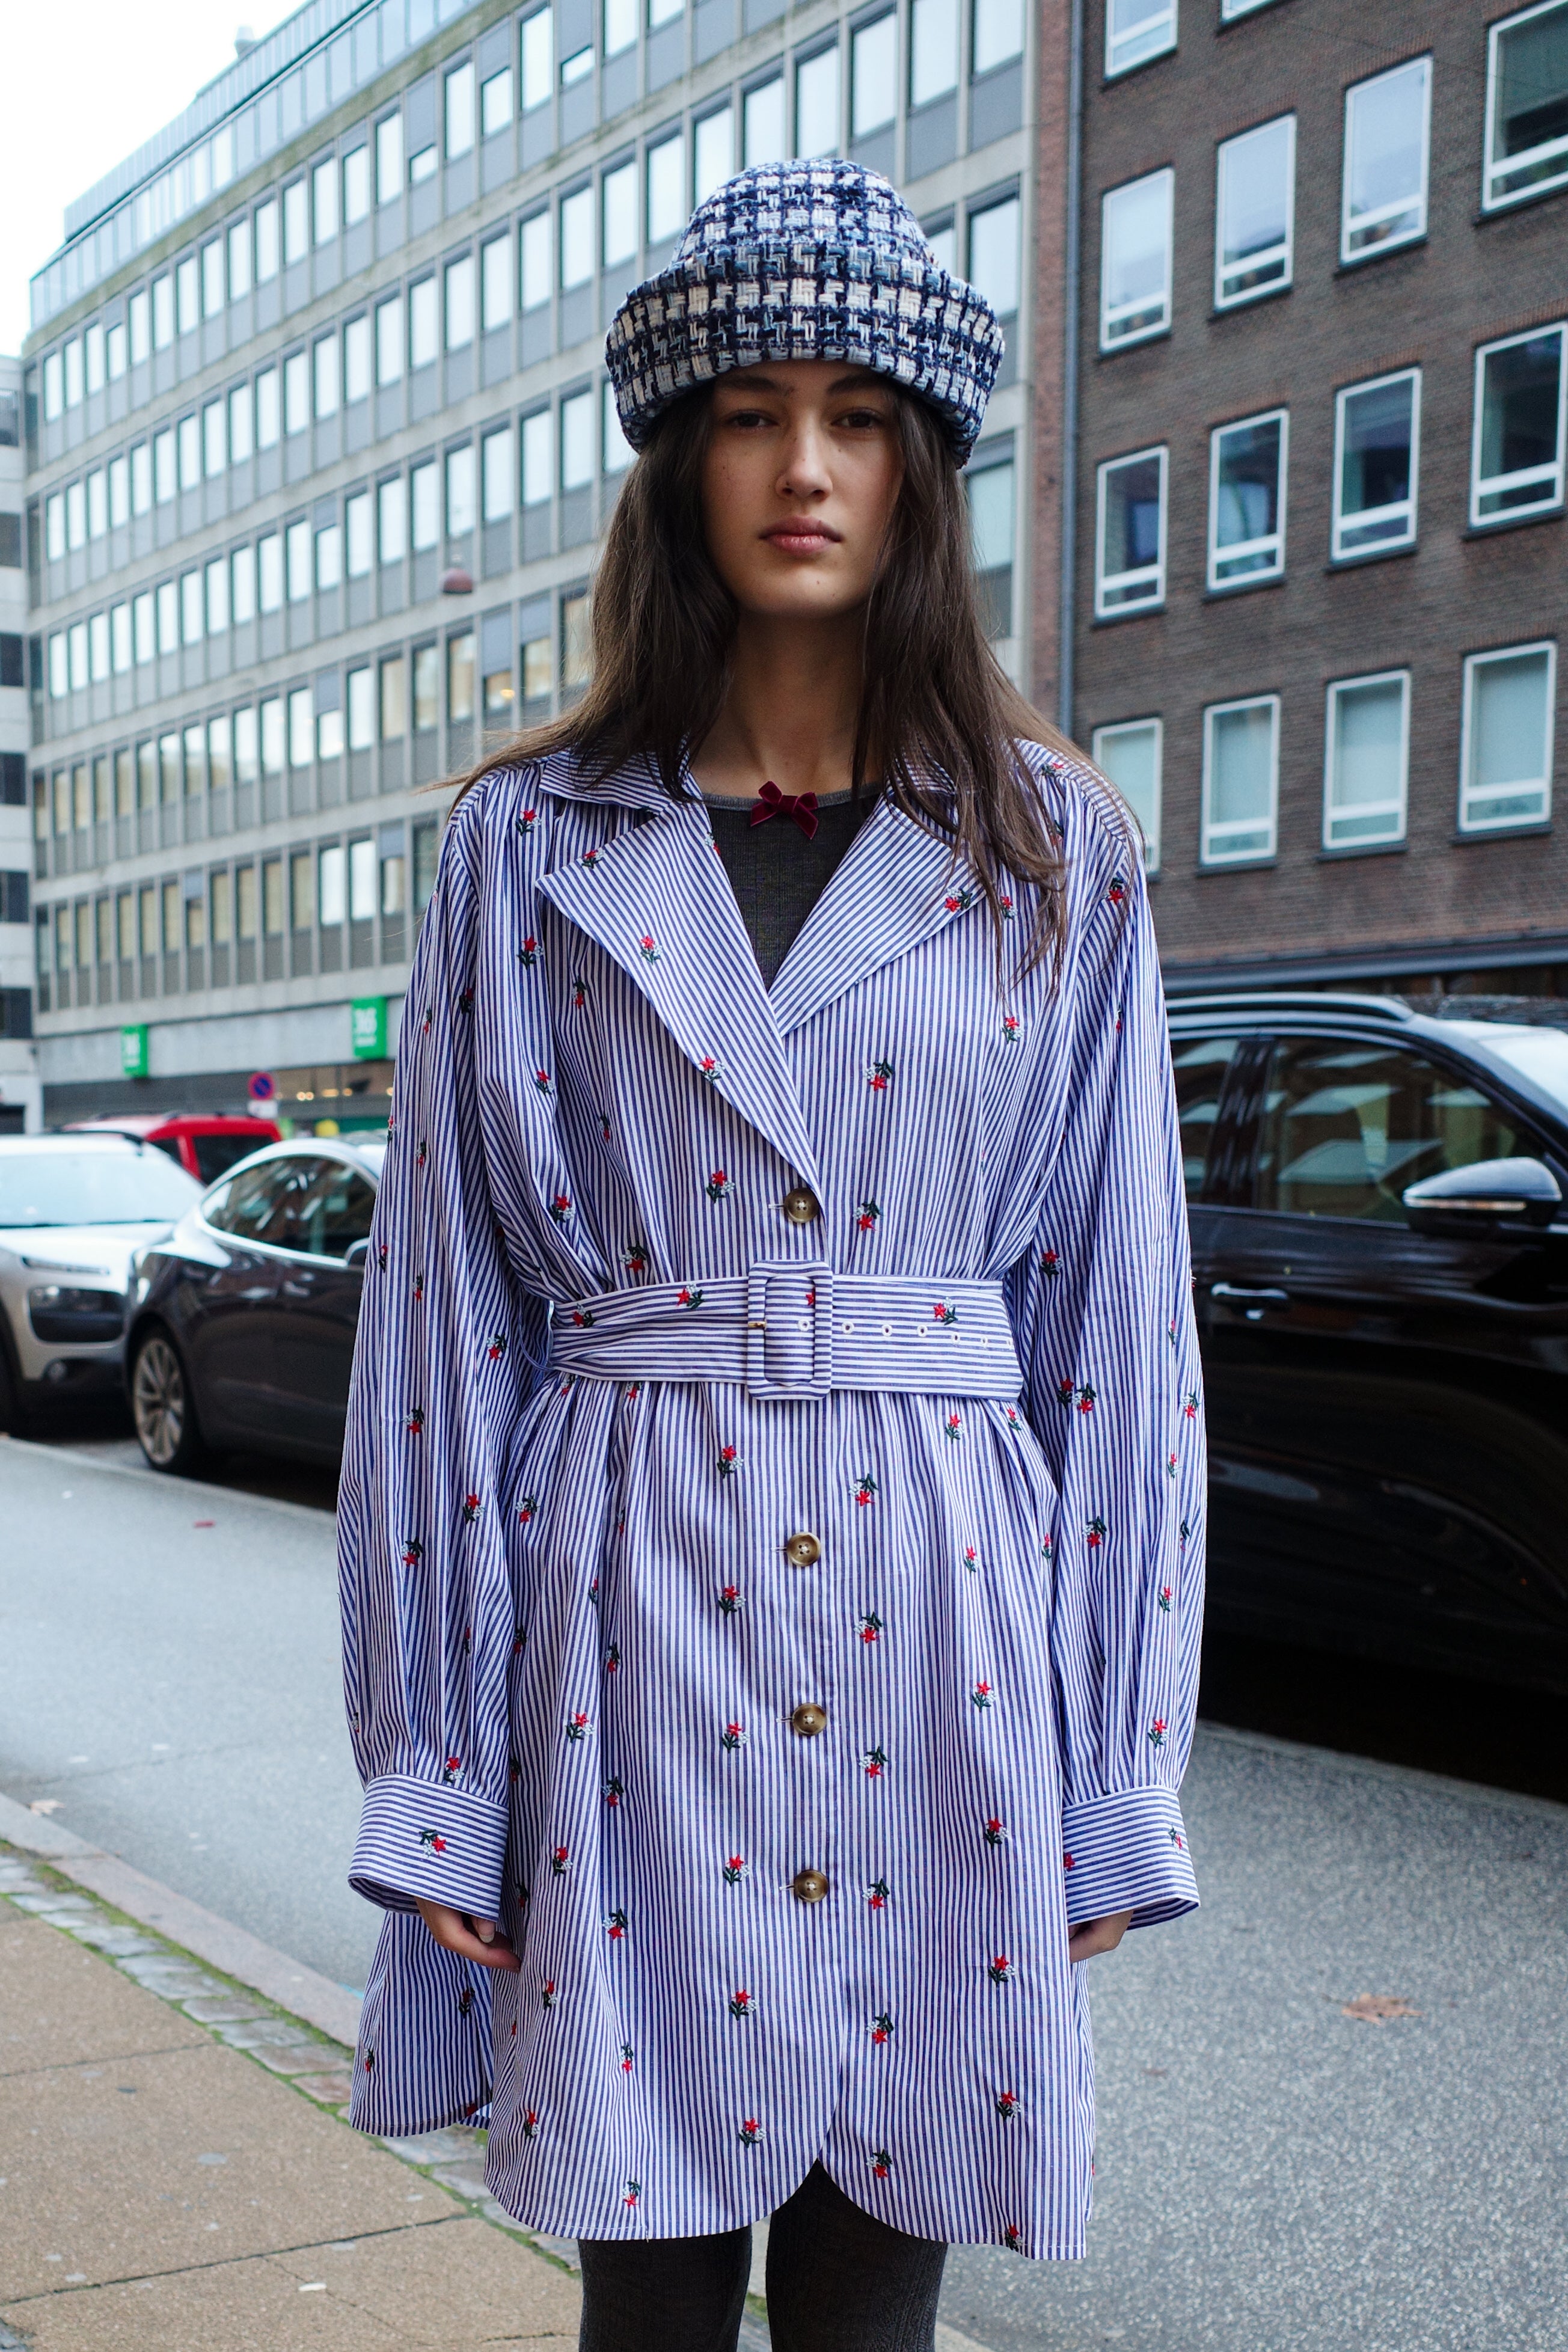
[350,998,387,1059]
[120,1025,150,1080]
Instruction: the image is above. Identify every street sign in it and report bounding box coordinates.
[248,1071,276,1103]
[350,997,387,1059]
[120,1025,150,1080]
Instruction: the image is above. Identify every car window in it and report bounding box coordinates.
[1171,1036,1243,1201]
[289,1162,377,1260]
[192,1132,268,1184]
[204,1157,323,1246]
[1254,1039,1519,1223]
[0,1148,199,1227]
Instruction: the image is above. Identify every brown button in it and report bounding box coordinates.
[790,1702,828,1738]
[782,1186,820,1225]
[792,1869,830,1904]
[783,1529,822,1568]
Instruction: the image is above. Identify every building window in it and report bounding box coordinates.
[521,7,553,111]
[446,254,475,351]
[376,112,403,204]
[603,381,634,476]
[562,390,596,489]
[1091,718,1162,872]
[413,644,440,731]
[316,522,341,593]
[694,106,735,201]
[345,316,370,403]
[376,295,403,385]
[1484,0,1568,210]
[380,655,407,739]
[967,193,1020,324]
[447,446,476,538]
[562,590,593,690]
[973,0,1024,73]
[852,14,898,139]
[1201,695,1279,864]
[603,0,639,53]
[411,462,439,553]
[1095,446,1166,617]
[911,0,960,106]
[1215,115,1294,308]
[647,133,685,242]
[1208,409,1288,589]
[482,67,513,139]
[1332,369,1419,560]
[965,447,1014,640]
[449,631,476,724]
[1342,56,1431,261]
[254,201,279,283]
[314,334,339,418]
[1323,671,1409,850]
[521,210,551,309]
[561,186,595,288]
[446,60,476,158]
[283,351,310,436]
[603,159,639,266]
[1459,642,1557,831]
[522,410,553,506]
[286,519,311,602]
[1471,324,1566,525]
[1100,169,1174,351]
[1105,0,1175,80]
[343,144,370,225]
[744,76,788,169]
[313,156,338,247]
[348,666,375,752]
[483,427,515,520]
[795,44,841,156]
[379,476,407,564]
[409,277,438,369]
[523,625,553,706]
[482,234,512,331]
[288,687,314,768]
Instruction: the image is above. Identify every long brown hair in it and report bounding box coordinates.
[459,382,1089,972]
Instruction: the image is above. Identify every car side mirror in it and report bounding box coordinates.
[1402,1156,1563,1238]
[343,1237,372,1269]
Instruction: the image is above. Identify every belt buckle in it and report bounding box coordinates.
[745,1259,834,1400]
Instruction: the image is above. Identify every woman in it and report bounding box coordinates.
[340,161,1204,2351]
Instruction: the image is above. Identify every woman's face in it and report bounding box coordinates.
[700,359,905,624]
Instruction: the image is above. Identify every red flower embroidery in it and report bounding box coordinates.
[717,1585,743,1617]
[1003,2223,1022,2251]
[418,1828,446,1852]
[1086,1515,1107,1548]
[1077,1385,1097,1413]
[738,2118,761,2148]
[462,1492,481,1524]
[565,1710,590,1742]
[872,2146,893,2175]
[996,2090,1020,2122]
[866,1056,895,1089]
[402,1537,423,1567]
[945,1410,963,1441]
[603,1776,624,1807]
[517,807,537,831]
[729,1988,755,2020]
[1159,1584,1173,1611]
[988,1955,1015,1985]
[698,1054,720,1082]
[550,1845,570,1874]
[1063,1851,1074,1870]
[548,1193,571,1223]
[1107,873,1128,905]
[1000,1012,1020,1043]
[442,1753,461,1783]
[541,1979,557,2009]
[1149,1718,1167,1748]
[638,932,660,963]
[857,1612,883,1644]
[623,2178,639,2207]
[704,1169,732,1201]
[518,1493,538,1524]
[1040,1248,1060,1278]
[716,1444,738,1478]
[970,1679,994,1712]
[407,1406,424,1436]
[984,1817,1006,1848]
[620,2042,634,2072]
[867,1878,889,1909]
[676,1285,704,1309]
[933,1300,957,1326]
[1184,1390,1200,1418]
[944,886,975,913]
[605,1644,620,1674]
[860,1745,889,1779]
[963,1544,978,1571]
[607,1908,627,1940]
[853,1471,878,1507]
[486,1332,507,1362]
[723,1854,750,1884]
[533,1068,552,1094]
[721,1721,747,1752]
[857,1198,881,1231]
[623,1241,649,1274]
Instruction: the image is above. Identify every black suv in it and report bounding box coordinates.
[1170,993,1568,1696]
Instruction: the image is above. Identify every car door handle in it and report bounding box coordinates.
[1211,1282,1290,1320]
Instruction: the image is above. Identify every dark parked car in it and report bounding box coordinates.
[1171,993,1568,1696]
[125,1136,384,1474]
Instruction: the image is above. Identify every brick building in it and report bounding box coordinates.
[1064,0,1568,997]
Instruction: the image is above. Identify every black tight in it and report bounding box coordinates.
[577,2162,949,2352]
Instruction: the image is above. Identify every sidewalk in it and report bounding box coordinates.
[0,1840,582,2350]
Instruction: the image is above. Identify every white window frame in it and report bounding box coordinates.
[1201,693,1280,865]
[1341,56,1432,263]
[1094,445,1168,618]
[1332,367,1421,562]
[1322,669,1410,851]
[1214,114,1296,310]
[1469,322,1567,527]
[1091,717,1163,873]
[1099,168,1174,352]
[1105,0,1176,81]
[1459,640,1557,832]
[1207,407,1289,591]
[1221,0,1276,15]
[1484,0,1568,212]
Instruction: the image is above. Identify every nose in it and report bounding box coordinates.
[775,415,833,501]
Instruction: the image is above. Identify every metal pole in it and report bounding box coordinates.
[1058,0,1085,741]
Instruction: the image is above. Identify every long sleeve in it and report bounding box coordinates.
[1006,827,1204,1932]
[338,783,549,1920]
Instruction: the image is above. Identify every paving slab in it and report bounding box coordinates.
[0,1916,207,2078]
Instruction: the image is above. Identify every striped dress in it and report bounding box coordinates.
[338,740,1204,2260]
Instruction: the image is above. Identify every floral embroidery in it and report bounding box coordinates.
[407,1406,425,1436]
[867,1878,890,1910]
[413,1270,425,1302]
[717,1584,743,1617]
[857,1198,881,1232]
[521,2108,539,2140]
[1063,1851,1074,1870]
[1169,1826,1185,1850]
[623,2179,640,2208]
[704,1169,732,1201]
[605,1644,621,1674]
[944,886,976,913]
[1003,2224,1023,2252]
[1159,1584,1173,1612]
[932,1300,957,1326]
[418,1828,446,1853]
[1167,1451,1178,1478]
[1000,1012,1021,1044]
[518,1493,539,1524]
[565,1710,590,1742]
[550,1845,570,1875]
[970,1680,994,1712]
[1077,1385,1098,1413]
[716,1444,738,1478]
[402,1537,424,1567]
[541,1979,557,2009]
[1086,1516,1107,1549]
[738,2118,761,2148]
[999,895,1015,921]
[377,1242,388,1271]
[698,1054,721,1082]
[1040,1247,1060,1278]
[1148,1718,1167,1749]
[995,2090,1020,2122]
[857,1611,884,1644]
[1003,1404,1023,1434]
[604,1776,624,1808]
[853,1471,878,1507]
[988,1955,1015,1986]
[1184,1390,1200,1419]
[721,1721,747,1753]
[533,1068,553,1096]
[441,1753,461,1784]
[870,2012,894,2045]
[984,1816,1006,1849]
[462,1492,481,1524]
[677,1285,704,1309]
[620,2042,634,2073]
[607,1908,627,1941]
[728,1988,755,2020]
[962,1544,979,1572]
[457,988,474,1016]
[638,932,660,963]
[944,1411,963,1442]
[860,1745,889,1778]
[872,2146,893,2176]
[866,1056,895,1090]
[1107,873,1129,905]
[580,847,600,869]
[623,1241,649,1275]
[548,1194,571,1224]
[415,1139,428,1170]
[722,1854,750,1884]
[519,937,541,968]
[516,806,537,832]
[486,1332,507,1362]
[1056,1377,1075,1407]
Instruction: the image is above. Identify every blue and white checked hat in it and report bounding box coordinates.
[606,161,1005,464]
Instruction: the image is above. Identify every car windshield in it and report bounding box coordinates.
[0,1149,201,1228]
[1472,1025,1568,1119]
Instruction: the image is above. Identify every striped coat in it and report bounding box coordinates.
[338,741,1204,2259]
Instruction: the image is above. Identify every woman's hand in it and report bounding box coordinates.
[415,1899,522,1971]
[1068,1909,1133,1964]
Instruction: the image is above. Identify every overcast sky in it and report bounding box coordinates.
[1,2,292,356]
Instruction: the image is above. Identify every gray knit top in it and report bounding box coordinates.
[703,789,874,987]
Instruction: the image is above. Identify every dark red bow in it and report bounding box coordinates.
[749,780,819,839]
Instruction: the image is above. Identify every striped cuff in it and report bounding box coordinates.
[349,1774,509,1917]
[1060,1784,1199,1931]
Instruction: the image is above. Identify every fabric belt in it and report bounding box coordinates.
[545,1262,1023,1401]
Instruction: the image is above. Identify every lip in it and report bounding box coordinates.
[761,521,841,552]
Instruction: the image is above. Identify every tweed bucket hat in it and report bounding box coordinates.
[606,160,1005,464]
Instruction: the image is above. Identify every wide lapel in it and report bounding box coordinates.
[536,789,825,1195]
[768,792,985,1038]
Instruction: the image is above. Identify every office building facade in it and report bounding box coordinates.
[1067,0,1568,998]
[25,0,1052,1126]
[0,360,37,1133]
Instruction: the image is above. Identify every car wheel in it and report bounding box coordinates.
[130,1329,207,1476]
[0,1338,26,1438]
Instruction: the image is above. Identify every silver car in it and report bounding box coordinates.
[0,1135,202,1430]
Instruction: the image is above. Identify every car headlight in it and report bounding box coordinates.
[27,1285,127,1344]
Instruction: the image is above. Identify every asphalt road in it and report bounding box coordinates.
[2,1415,1564,2350]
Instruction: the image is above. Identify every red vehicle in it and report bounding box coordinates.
[63,1113,281,1186]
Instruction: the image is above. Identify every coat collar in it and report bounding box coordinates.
[531,752,985,1193]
